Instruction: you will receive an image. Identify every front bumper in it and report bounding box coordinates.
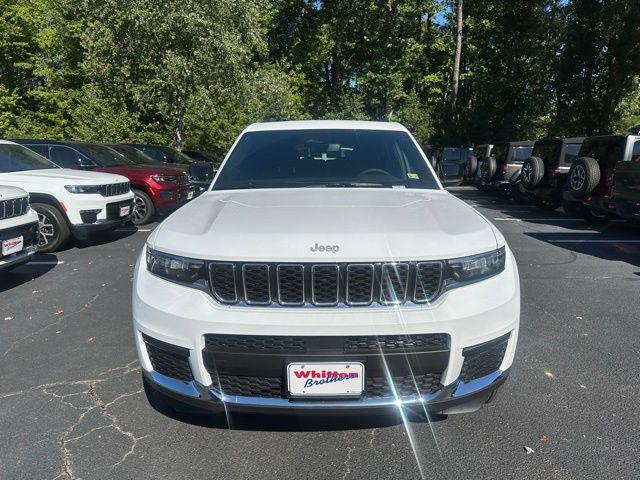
[152,185,195,213]
[133,247,520,413]
[0,219,39,271]
[70,199,134,238]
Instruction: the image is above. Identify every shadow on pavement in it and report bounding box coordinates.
[0,253,58,292]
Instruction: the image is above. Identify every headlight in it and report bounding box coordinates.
[146,248,208,289]
[152,175,178,183]
[64,185,101,194]
[444,247,506,288]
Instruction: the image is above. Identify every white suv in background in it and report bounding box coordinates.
[133,121,520,416]
[0,186,39,271]
[0,140,135,252]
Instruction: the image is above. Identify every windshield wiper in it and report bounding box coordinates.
[303,182,386,188]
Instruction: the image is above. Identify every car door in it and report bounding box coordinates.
[613,139,640,202]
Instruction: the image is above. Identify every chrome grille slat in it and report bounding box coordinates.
[0,196,29,220]
[380,263,409,305]
[207,261,445,307]
[98,182,131,197]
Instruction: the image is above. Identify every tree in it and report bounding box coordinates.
[450,0,463,113]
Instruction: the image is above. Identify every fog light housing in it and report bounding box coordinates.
[159,191,174,200]
[79,209,101,224]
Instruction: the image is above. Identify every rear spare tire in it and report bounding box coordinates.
[521,156,545,189]
[568,157,600,198]
[481,155,497,182]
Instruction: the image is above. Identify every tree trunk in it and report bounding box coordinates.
[172,110,184,150]
[451,0,463,113]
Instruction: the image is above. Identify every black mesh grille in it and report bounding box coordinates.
[344,334,449,352]
[277,265,304,305]
[243,264,270,304]
[365,373,442,398]
[98,182,130,197]
[346,264,374,305]
[206,261,445,307]
[204,335,307,352]
[215,374,282,398]
[143,335,193,381]
[105,200,134,220]
[210,373,442,399]
[210,263,237,303]
[0,196,29,220]
[312,265,339,305]
[380,263,409,304]
[460,334,510,381]
[414,262,443,303]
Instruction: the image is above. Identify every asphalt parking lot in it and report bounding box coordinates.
[1,187,639,480]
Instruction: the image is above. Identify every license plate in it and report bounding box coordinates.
[287,362,364,397]
[187,191,194,200]
[2,236,23,256]
[119,205,131,217]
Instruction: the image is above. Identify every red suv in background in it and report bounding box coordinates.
[14,140,195,225]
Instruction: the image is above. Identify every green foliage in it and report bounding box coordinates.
[1,0,639,152]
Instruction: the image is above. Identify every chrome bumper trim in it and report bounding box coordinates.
[0,246,37,269]
[145,368,508,411]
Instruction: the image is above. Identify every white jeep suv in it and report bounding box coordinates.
[0,140,135,252]
[0,186,39,271]
[133,121,520,415]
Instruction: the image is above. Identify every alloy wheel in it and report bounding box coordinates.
[522,163,532,184]
[133,194,147,223]
[570,165,586,191]
[37,211,56,248]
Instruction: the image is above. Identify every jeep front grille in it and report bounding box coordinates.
[208,261,443,307]
[0,196,29,220]
[98,182,130,197]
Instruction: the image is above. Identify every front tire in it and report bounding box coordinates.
[32,203,70,253]
[132,189,155,225]
[535,197,561,211]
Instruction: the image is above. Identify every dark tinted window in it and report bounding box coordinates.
[492,145,508,163]
[76,144,133,167]
[213,129,439,190]
[632,140,640,162]
[49,146,86,168]
[141,147,167,162]
[511,146,534,163]
[563,143,582,164]
[578,138,625,168]
[0,144,58,172]
[111,145,155,165]
[27,144,49,158]
[532,142,560,165]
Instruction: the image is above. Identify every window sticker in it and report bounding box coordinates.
[408,173,419,179]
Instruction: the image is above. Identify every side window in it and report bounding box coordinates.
[143,147,165,162]
[563,144,581,164]
[632,140,640,162]
[26,144,49,159]
[49,146,86,168]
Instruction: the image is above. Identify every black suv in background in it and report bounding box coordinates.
[182,149,218,167]
[127,144,214,191]
[481,141,534,196]
[466,144,492,185]
[521,137,584,211]
[435,147,473,186]
[613,142,640,222]
[565,135,640,221]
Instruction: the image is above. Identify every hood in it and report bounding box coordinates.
[0,185,29,200]
[151,189,498,262]
[1,168,128,185]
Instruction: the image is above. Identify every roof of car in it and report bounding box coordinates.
[535,137,585,145]
[493,140,535,147]
[243,120,408,132]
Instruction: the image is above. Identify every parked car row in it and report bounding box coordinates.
[0,140,217,266]
[441,132,640,224]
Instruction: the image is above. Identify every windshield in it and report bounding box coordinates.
[110,145,155,165]
[0,143,59,172]
[77,144,135,167]
[169,148,196,165]
[213,129,439,190]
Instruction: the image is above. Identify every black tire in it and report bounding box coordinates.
[510,181,533,204]
[466,155,478,178]
[562,200,586,218]
[32,203,70,253]
[586,208,612,223]
[535,197,561,211]
[521,156,545,189]
[568,157,600,198]
[481,155,497,182]
[132,189,155,225]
